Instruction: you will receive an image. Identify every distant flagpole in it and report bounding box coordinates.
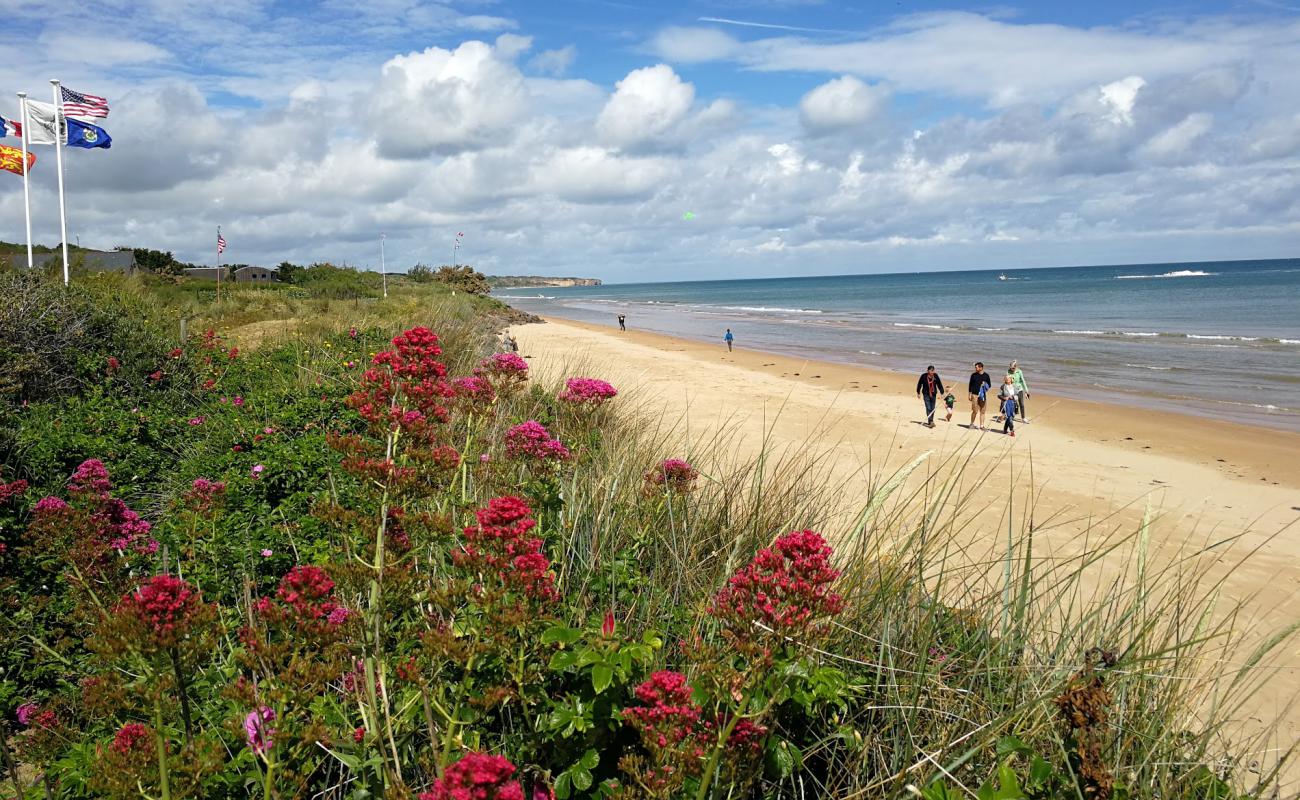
[380,233,387,299]
[50,80,69,286]
[17,92,33,270]
[216,226,222,304]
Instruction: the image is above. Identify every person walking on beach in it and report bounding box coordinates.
[618,314,626,332]
[1009,360,1029,421]
[916,365,945,428]
[999,374,1018,436]
[968,362,992,430]
[724,328,734,352]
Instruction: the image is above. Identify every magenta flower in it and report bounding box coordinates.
[69,458,112,497]
[710,530,844,634]
[503,421,571,463]
[261,549,273,557]
[16,703,37,726]
[418,752,524,800]
[33,495,68,514]
[558,377,618,405]
[244,706,276,756]
[251,464,265,478]
[233,396,245,407]
[645,458,699,492]
[327,607,351,626]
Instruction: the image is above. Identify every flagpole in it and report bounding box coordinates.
[380,233,387,299]
[17,93,33,271]
[50,80,69,286]
[216,226,221,304]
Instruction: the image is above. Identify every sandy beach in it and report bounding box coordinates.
[514,316,1300,764]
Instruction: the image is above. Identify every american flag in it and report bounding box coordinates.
[60,86,110,119]
[217,232,227,255]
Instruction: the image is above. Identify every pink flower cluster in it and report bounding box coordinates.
[111,722,151,755]
[455,496,558,602]
[69,458,112,497]
[558,377,617,406]
[645,459,699,492]
[117,575,204,649]
[452,375,496,406]
[16,703,56,730]
[417,752,524,800]
[476,352,528,379]
[710,530,844,634]
[503,421,570,463]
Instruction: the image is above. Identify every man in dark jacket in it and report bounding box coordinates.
[968,362,992,430]
[916,365,945,428]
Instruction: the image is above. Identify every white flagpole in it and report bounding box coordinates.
[380,233,387,298]
[216,226,222,304]
[50,80,69,286]
[17,93,33,271]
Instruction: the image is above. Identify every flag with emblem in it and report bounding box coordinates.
[60,86,110,119]
[23,100,59,145]
[65,117,112,149]
[0,144,35,176]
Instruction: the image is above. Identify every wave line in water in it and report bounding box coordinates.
[1115,269,1218,279]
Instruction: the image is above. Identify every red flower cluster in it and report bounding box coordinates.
[105,356,120,376]
[455,496,558,602]
[418,752,524,800]
[709,530,844,634]
[347,327,454,433]
[265,565,349,624]
[726,719,769,753]
[623,671,705,750]
[111,722,151,755]
[558,377,617,406]
[0,478,27,504]
[117,575,204,649]
[503,421,570,463]
[645,459,699,492]
[184,477,227,515]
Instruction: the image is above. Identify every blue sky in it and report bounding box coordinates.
[1,0,1298,280]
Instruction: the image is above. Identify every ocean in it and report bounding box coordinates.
[495,259,1300,432]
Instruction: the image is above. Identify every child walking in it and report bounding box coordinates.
[999,375,1018,436]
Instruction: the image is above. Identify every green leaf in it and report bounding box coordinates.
[542,625,583,645]
[1027,755,1054,789]
[555,772,571,800]
[642,629,664,649]
[580,748,600,770]
[549,650,579,671]
[572,766,593,791]
[592,663,614,693]
[996,736,1031,757]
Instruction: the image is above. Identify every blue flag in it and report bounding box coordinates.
[65,117,111,149]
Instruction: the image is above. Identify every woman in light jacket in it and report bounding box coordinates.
[1009,360,1029,421]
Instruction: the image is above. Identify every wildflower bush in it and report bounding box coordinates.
[0,274,1290,799]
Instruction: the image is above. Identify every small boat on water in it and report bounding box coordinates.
[998,273,1008,281]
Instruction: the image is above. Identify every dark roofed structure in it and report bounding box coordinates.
[233,266,277,283]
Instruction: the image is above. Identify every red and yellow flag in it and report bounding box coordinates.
[0,145,36,176]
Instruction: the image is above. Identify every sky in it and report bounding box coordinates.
[1,0,1299,282]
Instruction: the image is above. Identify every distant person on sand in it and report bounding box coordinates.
[916,365,945,428]
[618,314,626,331]
[968,362,992,430]
[1009,360,1029,421]
[999,374,1018,436]
[724,328,734,352]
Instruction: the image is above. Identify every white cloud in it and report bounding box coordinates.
[799,75,886,134]
[368,39,531,159]
[596,64,695,148]
[529,45,576,76]
[649,27,742,63]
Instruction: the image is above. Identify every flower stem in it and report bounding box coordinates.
[153,695,171,800]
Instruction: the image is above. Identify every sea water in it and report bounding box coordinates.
[496,259,1300,431]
